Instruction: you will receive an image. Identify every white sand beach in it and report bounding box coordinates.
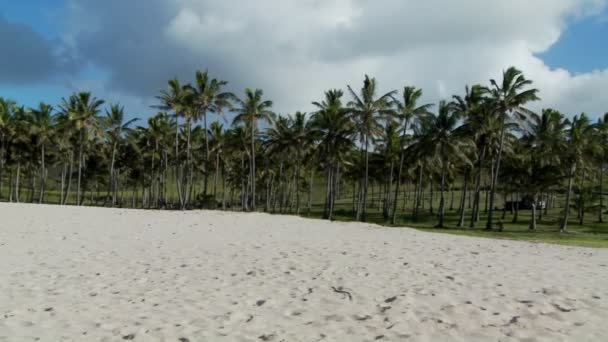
[0,203,607,341]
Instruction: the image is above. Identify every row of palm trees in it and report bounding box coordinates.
[1,67,606,232]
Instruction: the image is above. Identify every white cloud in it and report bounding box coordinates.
[59,0,608,118]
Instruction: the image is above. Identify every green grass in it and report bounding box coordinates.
[3,179,608,248]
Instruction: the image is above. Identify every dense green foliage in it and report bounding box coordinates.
[1,67,607,246]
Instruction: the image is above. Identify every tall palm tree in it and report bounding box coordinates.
[157,78,193,209]
[311,89,355,220]
[60,92,105,205]
[347,75,396,221]
[105,104,138,205]
[594,113,608,223]
[232,88,274,211]
[0,98,16,199]
[561,113,593,232]
[189,70,233,202]
[414,101,471,227]
[390,86,433,224]
[485,67,539,230]
[29,103,55,203]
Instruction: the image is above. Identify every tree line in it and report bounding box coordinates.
[0,67,606,233]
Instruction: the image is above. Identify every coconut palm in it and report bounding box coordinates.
[485,67,539,230]
[156,78,194,209]
[189,70,233,202]
[29,103,55,203]
[232,88,275,211]
[59,92,105,205]
[347,75,397,222]
[561,113,593,232]
[0,98,16,199]
[414,101,472,227]
[390,86,433,224]
[105,104,138,205]
[311,89,355,220]
[594,113,608,223]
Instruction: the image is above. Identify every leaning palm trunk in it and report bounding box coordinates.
[470,146,486,228]
[529,192,538,230]
[307,168,313,216]
[39,144,46,203]
[361,135,370,222]
[60,162,66,205]
[15,162,21,203]
[458,170,469,227]
[437,154,447,228]
[174,117,185,210]
[391,148,406,224]
[108,142,117,205]
[250,121,256,211]
[77,130,84,206]
[600,161,604,223]
[64,151,74,205]
[203,113,210,204]
[486,117,507,230]
[561,163,576,232]
[295,151,301,215]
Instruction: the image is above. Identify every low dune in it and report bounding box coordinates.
[0,203,607,341]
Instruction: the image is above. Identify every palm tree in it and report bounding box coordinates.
[29,103,55,203]
[0,98,16,199]
[390,86,433,224]
[60,92,105,206]
[485,67,539,230]
[105,104,138,205]
[347,75,396,221]
[561,113,593,232]
[311,89,355,220]
[594,113,608,223]
[189,70,233,202]
[157,78,193,209]
[414,101,472,227]
[209,121,227,207]
[232,88,274,211]
[451,85,486,227]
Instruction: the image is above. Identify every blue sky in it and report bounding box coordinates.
[539,13,608,73]
[1,1,608,118]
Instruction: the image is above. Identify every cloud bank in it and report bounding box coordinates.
[3,0,608,118]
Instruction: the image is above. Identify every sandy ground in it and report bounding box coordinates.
[0,203,607,342]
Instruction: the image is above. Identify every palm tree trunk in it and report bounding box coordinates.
[437,153,446,228]
[108,142,117,205]
[174,116,184,209]
[203,112,209,202]
[470,146,485,227]
[361,135,370,222]
[251,120,256,211]
[15,162,20,203]
[39,144,46,203]
[64,151,74,205]
[414,165,423,220]
[600,161,604,223]
[529,192,538,230]
[512,192,519,223]
[392,148,406,224]
[561,164,576,232]
[307,168,313,215]
[486,117,507,230]
[295,151,301,215]
[77,129,84,206]
[60,162,66,205]
[213,152,219,208]
[222,163,227,210]
[383,160,394,221]
[458,170,469,227]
